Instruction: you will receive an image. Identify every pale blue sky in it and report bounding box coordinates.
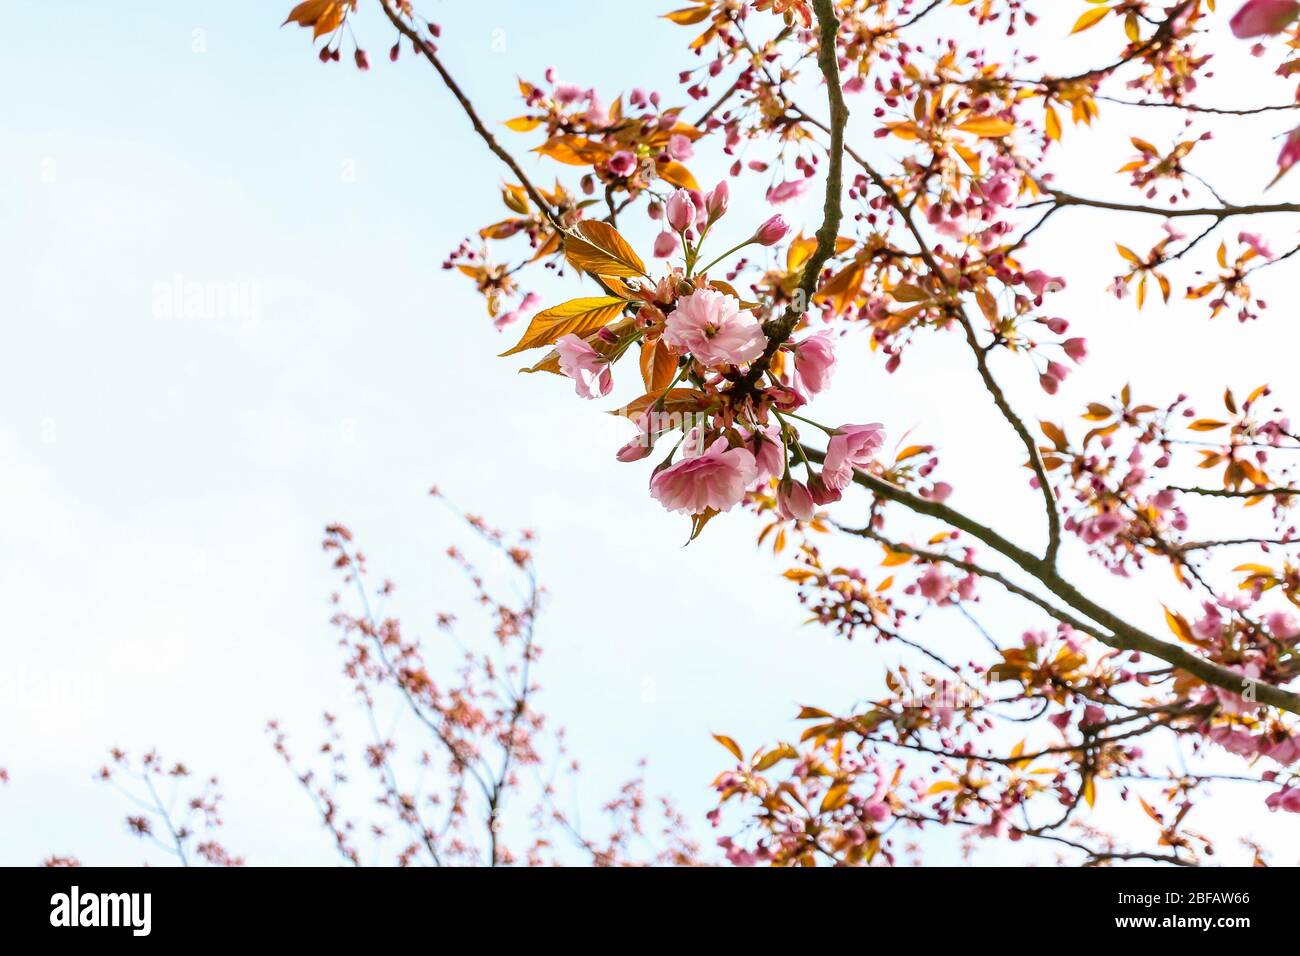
[3,1,1299,865]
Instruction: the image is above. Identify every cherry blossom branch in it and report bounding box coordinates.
[842,523,1107,642]
[485,556,540,866]
[377,1,559,231]
[1168,484,1298,499]
[1177,537,1298,552]
[788,109,1065,563]
[801,443,1300,715]
[897,813,1195,867]
[1095,94,1300,116]
[873,713,1200,767]
[737,0,847,393]
[140,772,190,867]
[1045,189,1300,219]
[954,310,1064,565]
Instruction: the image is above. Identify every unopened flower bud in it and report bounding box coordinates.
[705,180,729,222]
[807,474,842,506]
[754,215,789,246]
[666,189,696,232]
[778,479,815,521]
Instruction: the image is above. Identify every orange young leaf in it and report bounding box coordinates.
[662,5,714,25]
[283,0,354,38]
[656,159,699,191]
[499,296,626,356]
[613,387,712,420]
[564,220,648,278]
[534,135,613,166]
[820,783,851,813]
[1045,104,1062,142]
[639,339,679,392]
[958,116,1016,138]
[712,733,744,762]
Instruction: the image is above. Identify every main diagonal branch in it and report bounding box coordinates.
[377,1,560,232]
[1045,189,1300,220]
[793,106,1063,563]
[799,443,1300,716]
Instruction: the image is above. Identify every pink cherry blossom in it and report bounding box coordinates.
[552,82,584,104]
[1267,735,1300,765]
[1023,270,1066,297]
[1239,231,1276,259]
[793,332,837,397]
[493,291,540,331]
[608,150,637,177]
[667,133,694,161]
[1193,602,1225,641]
[555,333,612,399]
[1230,0,1300,38]
[766,178,811,204]
[822,423,886,491]
[663,288,766,368]
[649,437,758,515]
[923,481,953,503]
[917,564,950,602]
[741,424,785,486]
[978,169,1018,210]
[1267,610,1300,640]
[1078,510,1125,544]
[1265,786,1300,813]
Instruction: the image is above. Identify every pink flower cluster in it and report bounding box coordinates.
[646,418,887,518]
[549,186,883,522]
